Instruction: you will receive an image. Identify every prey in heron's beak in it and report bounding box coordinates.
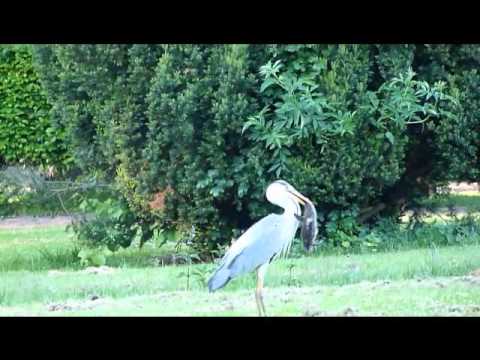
[288,187,318,252]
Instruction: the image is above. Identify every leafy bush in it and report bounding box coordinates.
[243,45,480,248]
[33,45,269,257]
[32,44,480,255]
[77,247,112,267]
[0,186,28,217]
[0,165,111,217]
[70,196,154,252]
[309,210,480,256]
[140,45,269,256]
[0,45,70,169]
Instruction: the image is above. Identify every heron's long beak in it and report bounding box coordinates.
[288,188,311,206]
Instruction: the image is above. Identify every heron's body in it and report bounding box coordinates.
[207,180,312,316]
[208,212,300,292]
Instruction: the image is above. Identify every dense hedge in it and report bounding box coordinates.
[242,45,473,247]
[33,45,269,255]
[0,45,70,170]
[32,44,480,255]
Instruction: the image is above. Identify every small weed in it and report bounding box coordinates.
[0,287,8,305]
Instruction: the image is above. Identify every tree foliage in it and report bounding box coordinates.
[141,45,269,254]
[0,45,70,169]
[32,45,268,256]
[32,44,480,254]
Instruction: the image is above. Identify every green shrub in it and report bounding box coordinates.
[70,196,154,252]
[77,247,112,267]
[31,44,480,255]
[244,45,480,248]
[244,50,460,245]
[308,211,480,256]
[0,45,70,169]
[0,165,111,217]
[140,45,269,256]
[33,45,269,257]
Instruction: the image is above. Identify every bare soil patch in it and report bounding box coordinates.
[0,215,74,230]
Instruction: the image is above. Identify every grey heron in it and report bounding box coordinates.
[207,180,313,316]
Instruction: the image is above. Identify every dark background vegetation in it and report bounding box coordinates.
[1,44,479,258]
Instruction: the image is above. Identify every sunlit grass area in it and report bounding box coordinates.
[1,191,480,316]
[1,227,480,316]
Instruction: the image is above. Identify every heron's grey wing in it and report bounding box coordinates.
[208,214,298,291]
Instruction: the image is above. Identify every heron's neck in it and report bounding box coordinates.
[281,197,301,217]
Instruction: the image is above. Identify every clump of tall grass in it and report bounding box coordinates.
[302,210,480,258]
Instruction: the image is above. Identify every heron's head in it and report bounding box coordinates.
[266,180,311,213]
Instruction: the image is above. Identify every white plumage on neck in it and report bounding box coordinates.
[266,182,301,216]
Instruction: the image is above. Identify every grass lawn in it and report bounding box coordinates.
[421,192,480,212]
[1,191,479,316]
[1,224,480,316]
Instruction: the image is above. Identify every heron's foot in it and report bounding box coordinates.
[255,265,268,316]
[255,290,267,317]
[260,296,267,317]
[256,305,267,317]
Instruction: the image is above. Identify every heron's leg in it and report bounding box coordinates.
[255,264,268,317]
[255,274,264,317]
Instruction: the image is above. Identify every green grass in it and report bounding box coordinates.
[5,276,477,317]
[421,193,480,212]
[1,197,480,316]
[0,226,79,272]
[0,234,480,315]
[0,188,111,218]
[0,226,187,272]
